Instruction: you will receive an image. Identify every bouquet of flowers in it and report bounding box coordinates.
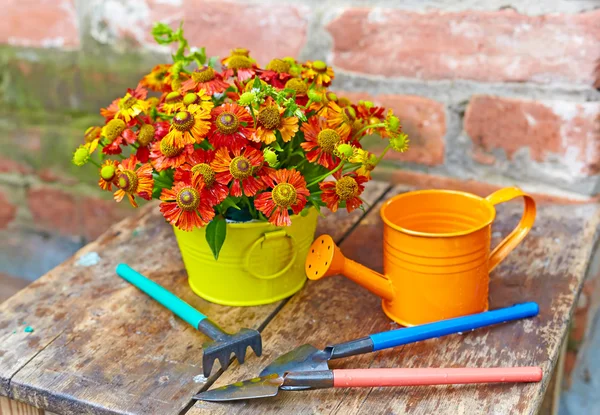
[73,23,409,259]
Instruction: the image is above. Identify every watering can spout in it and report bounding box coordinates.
[305,235,394,301]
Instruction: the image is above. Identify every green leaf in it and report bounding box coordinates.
[271,138,284,152]
[205,216,227,260]
[253,76,262,90]
[151,23,175,45]
[220,198,241,211]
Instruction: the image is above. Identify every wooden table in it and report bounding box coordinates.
[1,182,599,415]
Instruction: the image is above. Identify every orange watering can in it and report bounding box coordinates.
[305,187,536,326]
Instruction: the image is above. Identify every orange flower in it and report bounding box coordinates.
[113,156,154,208]
[140,64,172,92]
[174,149,229,206]
[100,85,149,122]
[259,59,293,89]
[212,146,264,197]
[149,138,194,172]
[326,101,355,138]
[209,103,254,151]
[300,116,349,169]
[101,118,137,155]
[98,159,119,191]
[301,60,334,86]
[253,97,298,145]
[181,66,230,95]
[159,175,215,231]
[320,172,368,213]
[160,91,185,115]
[255,169,309,226]
[162,104,212,148]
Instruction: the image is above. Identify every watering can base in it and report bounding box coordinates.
[382,300,491,327]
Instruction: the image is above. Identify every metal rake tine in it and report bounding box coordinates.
[235,345,247,364]
[202,355,215,378]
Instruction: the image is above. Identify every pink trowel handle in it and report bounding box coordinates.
[332,367,543,388]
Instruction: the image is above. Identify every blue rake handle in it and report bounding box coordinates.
[116,263,207,329]
[369,302,539,351]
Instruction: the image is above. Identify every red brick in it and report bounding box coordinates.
[387,170,599,205]
[27,187,80,236]
[128,0,307,65]
[465,95,600,174]
[0,0,79,49]
[81,197,133,241]
[0,156,33,175]
[0,189,17,229]
[327,9,600,86]
[338,92,446,166]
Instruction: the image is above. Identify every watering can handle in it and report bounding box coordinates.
[367,302,539,352]
[485,187,536,273]
[244,230,298,280]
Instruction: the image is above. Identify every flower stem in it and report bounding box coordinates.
[89,159,101,168]
[307,162,345,188]
[376,144,392,164]
[352,123,385,141]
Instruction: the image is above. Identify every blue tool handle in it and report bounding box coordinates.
[369,302,539,351]
[116,264,207,329]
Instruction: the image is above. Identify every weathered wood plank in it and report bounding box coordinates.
[0,396,43,415]
[191,186,600,415]
[0,181,390,415]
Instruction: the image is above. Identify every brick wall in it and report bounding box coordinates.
[1,0,599,280]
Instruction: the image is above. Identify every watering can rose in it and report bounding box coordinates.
[73,23,409,259]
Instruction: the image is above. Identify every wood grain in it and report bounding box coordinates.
[0,396,43,415]
[0,181,389,415]
[190,186,600,415]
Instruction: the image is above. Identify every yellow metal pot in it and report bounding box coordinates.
[173,208,319,306]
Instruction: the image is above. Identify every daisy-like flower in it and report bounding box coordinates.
[209,102,254,151]
[140,64,172,92]
[253,97,299,145]
[302,60,335,87]
[100,85,149,122]
[162,104,212,148]
[349,148,378,178]
[149,138,194,172]
[98,159,120,191]
[174,149,229,206]
[320,172,368,213]
[160,91,185,114]
[326,101,356,139]
[255,169,309,226]
[134,120,169,163]
[84,126,102,154]
[284,78,309,106]
[113,156,154,208]
[159,175,215,231]
[181,66,230,95]
[212,146,264,197]
[300,116,349,169]
[181,90,214,112]
[222,49,257,82]
[221,48,252,66]
[101,118,137,155]
[259,59,293,89]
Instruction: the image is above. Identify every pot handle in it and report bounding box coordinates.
[244,229,298,280]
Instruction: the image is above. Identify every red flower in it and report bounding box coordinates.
[221,50,257,82]
[320,172,368,213]
[159,175,215,231]
[98,159,119,191]
[101,118,137,155]
[181,66,230,95]
[209,103,254,151]
[212,147,264,197]
[300,116,349,169]
[149,138,194,172]
[100,85,149,122]
[255,169,309,226]
[175,149,229,206]
[134,121,169,163]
